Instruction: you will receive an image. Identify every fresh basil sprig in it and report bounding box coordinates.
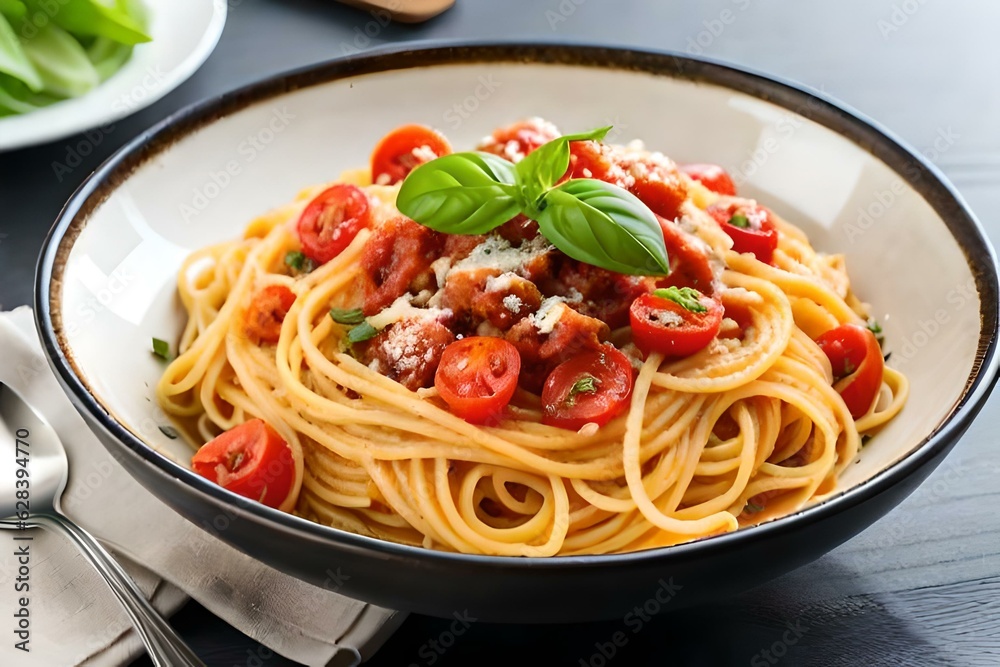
[516,126,611,202]
[395,126,670,277]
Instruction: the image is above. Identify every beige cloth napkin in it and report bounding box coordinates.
[0,307,405,666]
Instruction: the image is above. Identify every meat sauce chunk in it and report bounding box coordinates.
[361,318,454,390]
[506,304,609,392]
[360,217,444,315]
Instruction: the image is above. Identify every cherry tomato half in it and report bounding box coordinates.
[679,163,737,196]
[816,324,884,419]
[192,419,295,509]
[244,285,296,345]
[542,346,634,431]
[707,201,779,265]
[435,337,521,424]
[297,184,371,265]
[629,289,723,358]
[370,124,452,185]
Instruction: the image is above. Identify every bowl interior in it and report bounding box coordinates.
[51,57,984,527]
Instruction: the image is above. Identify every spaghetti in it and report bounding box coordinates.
[156,120,908,556]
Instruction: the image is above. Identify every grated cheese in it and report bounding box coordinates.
[412,144,437,162]
[430,257,452,289]
[367,295,452,331]
[502,294,523,313]
[485,272,518,293]
[450,235,552,278]
[530,297,569,334]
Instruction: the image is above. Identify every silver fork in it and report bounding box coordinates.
[0,381,204,666]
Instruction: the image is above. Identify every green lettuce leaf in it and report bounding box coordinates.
[19,22,99,97]
[0,11,42,90]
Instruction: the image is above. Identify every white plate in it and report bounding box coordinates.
[0,0,226,152]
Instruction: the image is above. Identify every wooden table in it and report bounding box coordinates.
[2,1,998,664]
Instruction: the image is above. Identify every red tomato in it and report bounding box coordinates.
[707,201,779,264]
[192,419,295,509]
[435,337,521,424]
[679,163,737,196]
[480,119,560,160]
[542,346,634,431]
[629,289,723,358]
[370,124,452,185]
[816,324,884,419]
[297,184,371,265]
[244,285,296,344]
[657,218,716,295]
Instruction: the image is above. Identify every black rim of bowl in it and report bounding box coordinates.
[35,41,1000,570]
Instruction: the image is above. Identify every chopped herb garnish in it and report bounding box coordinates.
[867,318,885,346]
[284,251,315,274]
[347,322,379,343]
[395,126,672,277]
[745,500,765,514]
[158,425,179,439]
[652,286,708,313]
[151,337,172,361]
[566,375,600,407]
[330,307,366,325]
[728,213,750,229]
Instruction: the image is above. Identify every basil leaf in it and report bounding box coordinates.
[652,286,707,313]
[396,151,521,235]
[566,374,599,407]
[151,337,171,360]
[516,126,612,203]
[347,322,379,343]
[728,213,749,229]
[330,307,365,325]
[534,178,670,276]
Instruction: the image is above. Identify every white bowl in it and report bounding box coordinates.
[34,44,1000,621]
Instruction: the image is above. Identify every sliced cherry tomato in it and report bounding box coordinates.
[480,118,560,161]
[679,163,737,196]
[370,124,452,185]
[707,201,779,264]
[435,337,521,424]
[297,184,371,265]
[657,217,716,295]
[629,288,723,358]
[542,346,634,431]
[192,419,295,509]
[244,285,296,344]
[816,324,884,419]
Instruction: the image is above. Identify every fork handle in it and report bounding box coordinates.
[39,513,205,667]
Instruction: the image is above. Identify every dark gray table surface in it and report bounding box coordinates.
[3,1,999,665]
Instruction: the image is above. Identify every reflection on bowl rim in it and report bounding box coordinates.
[34,42,1000,568]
